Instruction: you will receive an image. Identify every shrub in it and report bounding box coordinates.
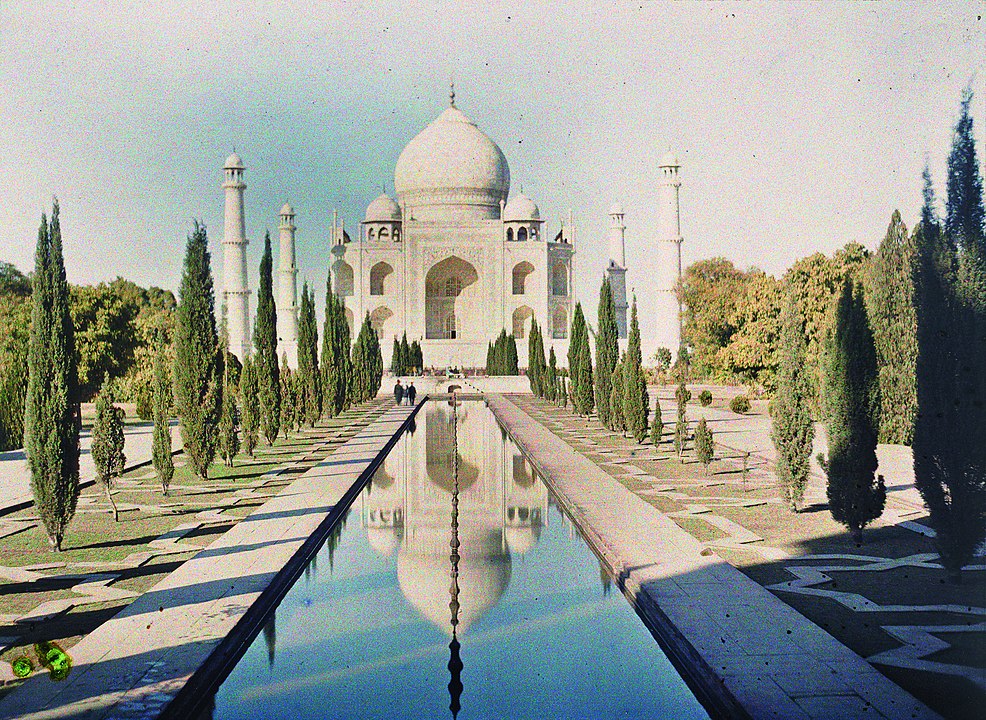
[730,395,751,414]
[698,390,713,407]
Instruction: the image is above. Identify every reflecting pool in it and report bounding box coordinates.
[204,400,709,719]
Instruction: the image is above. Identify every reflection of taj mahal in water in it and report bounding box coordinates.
[360,402,548,635]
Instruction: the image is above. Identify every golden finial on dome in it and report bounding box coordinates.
[449,80,456,107]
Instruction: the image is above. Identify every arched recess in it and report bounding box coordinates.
[367,228,376,242]
[369,306,393,341]
[518,227,528,242]
[506,228,514,242]
[333,260,354,296]
[552,305,568,339]
[512,261,535,295]
[379,226,390,240]
[370,261,394,296]
[551,260,568,297]
[512,305,534,339]
[425,256,479,340]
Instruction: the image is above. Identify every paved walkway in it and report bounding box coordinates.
[488,394,939,720]
[0,422,183,514]
[0,401,418,720]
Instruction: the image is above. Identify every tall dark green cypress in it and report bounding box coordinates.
[822,279,884,544]
[240,354,259,456]
[771,291,814,512]
[351,313,382,403]
[218,349,240,466]
[174,221,222,479]
[25,202,81,550]
[297,283,321,426]
[91,374,125,522]
[400,333,411,375]
[391,337,403,375]
[545,346,558,402]
[152,335,174,495]
[528,320,546,396]
[410,340,423,374]
[673,381,690,457]
[610,357,626,435]
[254,231,280,444]
[623,297,649,442]
[595,278,619,428]
[945,90,986,262]
[568,304,594,416]
[866,210,918,444]
[913,113,986,581]
[320,287,347,417]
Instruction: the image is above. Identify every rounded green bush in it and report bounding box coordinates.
[698,390,713,407]
[730,395,751,414]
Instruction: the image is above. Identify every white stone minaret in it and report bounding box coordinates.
[277,203,299,369]
[222,152,251,361]
[606,203,629,339]
[655,152,683,360]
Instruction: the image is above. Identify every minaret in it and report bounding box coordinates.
[222,152,251,362]
[277,203,299,369]
[655,152,683,360]
[606,203,629,339]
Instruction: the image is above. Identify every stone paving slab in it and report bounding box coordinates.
[487,394,940,720]
[0,402,417,720]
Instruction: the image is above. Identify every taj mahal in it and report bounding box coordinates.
[220,88,684,371]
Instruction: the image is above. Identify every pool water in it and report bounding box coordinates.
[204,400,709,720]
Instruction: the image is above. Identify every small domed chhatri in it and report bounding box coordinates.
[224,152,244,170]
[364,193,402,223]
[280,202,294,216]
[503,192,540,223]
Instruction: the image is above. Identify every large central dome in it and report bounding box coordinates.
[394,104,510,222]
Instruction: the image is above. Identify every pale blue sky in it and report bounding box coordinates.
[0,1,982,339]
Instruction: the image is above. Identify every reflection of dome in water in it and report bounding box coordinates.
[367,526,403,557]
[397,526,511,636]
[425,405,480,491]
[504,525,541,555]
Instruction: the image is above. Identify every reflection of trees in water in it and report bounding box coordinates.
[263,613,276,668]
[426,405,479,491]
[373,464,396,489]
[512,454,534,488]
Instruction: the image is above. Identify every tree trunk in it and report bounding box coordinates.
[104,482,119,522]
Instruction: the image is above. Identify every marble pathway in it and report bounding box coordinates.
[0,401,417,720]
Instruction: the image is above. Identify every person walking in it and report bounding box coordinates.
[393,379,404,405]
[406,381,417,406]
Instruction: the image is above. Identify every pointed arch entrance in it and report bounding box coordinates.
[425,256,479,340]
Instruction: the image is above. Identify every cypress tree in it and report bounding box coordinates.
[321,287,349,417]
[152,335,174,495]
[913,113,986,581]
[218,350,240,467]
[568,304,594,416]
[528,320,546,396]
[650,394,663,447]
[623,298,649,442]
[368,321,383,397]
[391,337,403,375]
[595,278,619,428]
[254,231,280,444]
[821,279,885,544]
[674,381,690,457]
[610,358,626,435]
[297,283,321,426]
[485,341,494,375]
[25,202,81,550]
[866,210,918,444]
[545,346,558,402]
[945,89,986,260]
[694,417,714,469]
[278,356,294,436]
[400,332,411,375]
[91,374,125,521]
[771,291,814,512]
[351,313,383,403]
[410,340,423,374]
[173,220,221,480]
[505,331,519,375]
[241,355,259,456]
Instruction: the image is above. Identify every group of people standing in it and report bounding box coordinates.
[393,379,417,406]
